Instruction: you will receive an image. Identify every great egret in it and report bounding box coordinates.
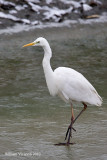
[23,37,102,146]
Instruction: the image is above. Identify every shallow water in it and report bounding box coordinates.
[0,23,107,160]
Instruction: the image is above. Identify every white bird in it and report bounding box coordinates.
[23,37,102,146]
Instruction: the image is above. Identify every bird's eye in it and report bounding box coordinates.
[37,41,40,43]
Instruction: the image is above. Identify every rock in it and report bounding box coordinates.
[0,0,107,30]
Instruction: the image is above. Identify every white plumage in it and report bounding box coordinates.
[23,37,102,107]
[23,37,102,145]
[54,67,102,106]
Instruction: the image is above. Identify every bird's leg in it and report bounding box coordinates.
[71,105,75,121]
[65,103,87,145]
[55,103,87,146]
[55,104,75,146]
[73,103,87,124]
[65,104,75,144]
[65,104,75,138]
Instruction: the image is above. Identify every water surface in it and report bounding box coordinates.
[0,23,107,160]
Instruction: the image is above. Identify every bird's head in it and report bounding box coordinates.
[23,37,48,48]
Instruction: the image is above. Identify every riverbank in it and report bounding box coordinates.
[0,0,107,33]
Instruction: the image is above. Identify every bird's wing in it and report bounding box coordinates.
[54,67,102,106]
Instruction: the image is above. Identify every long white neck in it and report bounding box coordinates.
[42,43,57,96]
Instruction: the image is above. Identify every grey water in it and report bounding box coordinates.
[0,23,107,160]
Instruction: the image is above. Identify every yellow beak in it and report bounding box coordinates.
[22,42,35,48]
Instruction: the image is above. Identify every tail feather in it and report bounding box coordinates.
[96,94,103,106]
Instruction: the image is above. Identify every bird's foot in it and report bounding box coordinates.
[54,124,76,146]
[65,122,76,141]
[55,117,77,146]
[63,119,76,145]
[54,142,75,146]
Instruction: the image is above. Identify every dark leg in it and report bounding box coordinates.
[65,103,75,145]
[73,102,87,123]
[55,102,87,146]
[65,103,87,144]
[55,103,75,146]
[65,105,76,140]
